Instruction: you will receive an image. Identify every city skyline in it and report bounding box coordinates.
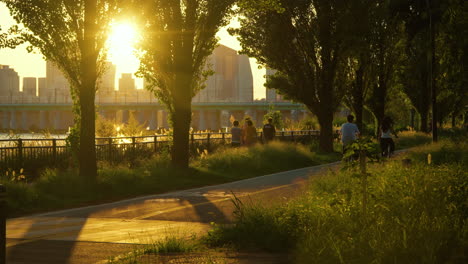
[0,3,268,99]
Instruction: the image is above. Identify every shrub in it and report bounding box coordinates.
[206,141,468,263]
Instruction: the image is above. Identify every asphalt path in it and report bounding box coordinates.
[6,161,341,264]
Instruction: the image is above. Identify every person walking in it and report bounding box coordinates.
[262,117,276,143]
[242,120,257,146]
[230,120,242,147]
[380,116,398,157]
[340,114,360,153]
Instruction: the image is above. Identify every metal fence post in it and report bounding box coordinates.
[108,138,112,162]
[17,139,23,168]
[153,136,158,153]
[0,184,6,264]
[52,139,57,164]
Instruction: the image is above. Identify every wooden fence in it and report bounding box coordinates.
[0,130,336,172]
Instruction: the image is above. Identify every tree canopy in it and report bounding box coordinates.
[2,0,122,180]
[135,0,235,167]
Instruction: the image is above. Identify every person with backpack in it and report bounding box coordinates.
[262,118,276,143]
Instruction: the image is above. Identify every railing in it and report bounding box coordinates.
[0,130,338,172]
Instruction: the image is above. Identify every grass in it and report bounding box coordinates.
[1,141,340,216]
[395,130,432,149]
[107,234,201,264]
[205,139,468,263]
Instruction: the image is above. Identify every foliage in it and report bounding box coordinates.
[96,116,118,138]
[1,0,123,180]
[232,0,355,152]
[121,113,146,137]
[2,141,340,216]
[206,141,468,263]
[263,108,284,129]
[135,0,235,168]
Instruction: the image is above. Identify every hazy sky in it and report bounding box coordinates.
[0,3,266,99]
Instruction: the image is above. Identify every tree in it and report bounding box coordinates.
[436,0,468,127]
[396,30,431,132]
[2,0,120,181]
[135,0,235,168]
[234,0,353,152]
[365,0,404,137]
[342,0,374,132]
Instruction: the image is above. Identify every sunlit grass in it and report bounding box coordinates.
[205,140,468,263]
[2,141,340,216]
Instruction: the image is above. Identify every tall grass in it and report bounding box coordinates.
[396,130,432,149]
[206,140,468,263]
[2,142,340,216]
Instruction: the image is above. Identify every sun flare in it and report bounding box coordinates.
[107,22,141,77]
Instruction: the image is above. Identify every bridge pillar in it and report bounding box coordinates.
[122,110,129,124]
[291,110,300,122]
[156,110,164,128]
[198,110,206,131]
[220,110,231,129]
[1,112,8,130]
[149,110,156,130]
[39,111,47,130]
[53,111,61,130]
[10,111,17,130]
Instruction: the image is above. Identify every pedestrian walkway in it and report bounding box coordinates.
[6,161,341,263]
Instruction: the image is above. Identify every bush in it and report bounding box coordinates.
[206,141,468,263]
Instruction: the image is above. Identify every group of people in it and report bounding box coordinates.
[340,114,398,157]
[230,118,276,147]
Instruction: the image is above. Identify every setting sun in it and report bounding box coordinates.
[107,22,141,84]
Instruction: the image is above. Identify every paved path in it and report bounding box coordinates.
[6,161,341,263]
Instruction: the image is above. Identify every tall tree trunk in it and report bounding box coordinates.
[318,109,334,153]
[171,75,192,168]
[420,109,429,132]
[427,0,437,142]
[79,0,98,181]
[79,86,97,180]
[353,65,364,132]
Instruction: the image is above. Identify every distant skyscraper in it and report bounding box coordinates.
[38,78,46,97]
[22,77,37,97]
[193,45,253,103]
[0,65,20,102]
[238,55,254,102]
[46,61,71,102]
[99,62,116,93]
[266,68,285,102]
[119,73,136,93]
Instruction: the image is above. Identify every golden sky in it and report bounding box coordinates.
[0,3,266,99]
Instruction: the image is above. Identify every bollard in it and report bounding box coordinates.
[0,184,6,264]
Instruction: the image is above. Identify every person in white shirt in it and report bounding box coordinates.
[340,114,360,153]
[380,116,398,156]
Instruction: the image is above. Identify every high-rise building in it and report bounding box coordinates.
[193,45,253,103]
[99,62,116,93]
[22,77,37,97]
[0,65,20,103]
[266,68,286,102]
[119,73,136,93]
[238,55,254,102]
[38,78,46,97]
[46,61,71,102]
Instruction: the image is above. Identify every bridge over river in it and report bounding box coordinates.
[0,102,308,131]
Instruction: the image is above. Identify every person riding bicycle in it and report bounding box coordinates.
[340,114,360,155]
[380,116,398,157]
